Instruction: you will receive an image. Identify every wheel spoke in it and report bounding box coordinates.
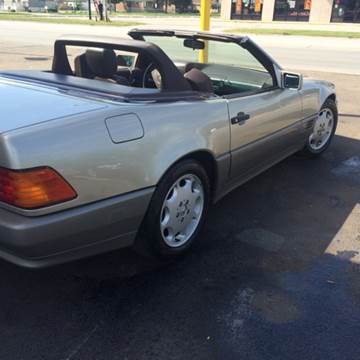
[163,227,174,243]
[172,233,186,244]
[165,187,178,214]
[179,178,193,198]
[160,207,170,228]
[326,119,333,130]
[188,188,200,205]
[191,208,199,221]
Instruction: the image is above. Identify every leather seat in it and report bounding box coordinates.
[74,53,93,79]
[75,49,130,86]
[184,68,213,93]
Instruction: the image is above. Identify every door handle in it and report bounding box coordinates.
[231,112,250,125]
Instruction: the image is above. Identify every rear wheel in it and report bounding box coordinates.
[138,159,211,257]
[300,99,338,157]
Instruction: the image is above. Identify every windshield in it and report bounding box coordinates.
[142,35,274,95]
[143,36,268,72]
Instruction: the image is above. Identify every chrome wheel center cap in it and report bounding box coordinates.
[177,200,190,222]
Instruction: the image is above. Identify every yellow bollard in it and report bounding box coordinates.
[199,0,210,63]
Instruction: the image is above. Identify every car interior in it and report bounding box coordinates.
[63,41,274,97]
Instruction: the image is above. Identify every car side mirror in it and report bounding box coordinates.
[282,72,302,90]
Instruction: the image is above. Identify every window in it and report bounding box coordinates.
[273,0,312,21]
[331,0,360,23]
[143,36,274,96]
[232,0,263,20]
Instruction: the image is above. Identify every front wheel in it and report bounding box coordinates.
[300,99,338,157]
[138,159,211,257]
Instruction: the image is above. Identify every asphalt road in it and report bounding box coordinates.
[1,21,360,360]
[1,110,359,360]
[0,20,360,74]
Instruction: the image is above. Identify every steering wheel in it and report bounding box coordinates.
[142,63,162,89]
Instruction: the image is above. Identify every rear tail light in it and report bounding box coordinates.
[0,167,77,209]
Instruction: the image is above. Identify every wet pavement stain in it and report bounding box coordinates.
[332,156,360,183]
[215,254,360,360]
[217,287,255,346]
[236,229,285,253]
[252,290,300,325]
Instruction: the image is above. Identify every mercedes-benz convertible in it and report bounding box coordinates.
[0,29,337,267]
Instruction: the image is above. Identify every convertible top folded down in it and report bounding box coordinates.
[0,71,204,103]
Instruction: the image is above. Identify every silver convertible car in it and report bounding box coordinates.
[0,29,337,268]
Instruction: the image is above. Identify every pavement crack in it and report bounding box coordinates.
[63,324,99,360]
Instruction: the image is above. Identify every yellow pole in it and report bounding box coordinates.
[199,0,210,63]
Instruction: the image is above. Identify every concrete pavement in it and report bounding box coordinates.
[1,21,360,74]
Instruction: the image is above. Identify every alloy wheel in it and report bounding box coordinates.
[309,108,334,151]
[160,174,205,248]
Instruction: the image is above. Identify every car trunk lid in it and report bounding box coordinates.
[0,77,106,134]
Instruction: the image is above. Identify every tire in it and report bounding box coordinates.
[137,159,211,258]
[300,98,338,157]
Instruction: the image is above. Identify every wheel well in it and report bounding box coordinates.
[176,151,217,193]
[327,94,336,103]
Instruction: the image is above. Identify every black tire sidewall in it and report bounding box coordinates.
[144,160,211,257]
[304,99,338,156]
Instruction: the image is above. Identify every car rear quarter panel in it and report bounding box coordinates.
[0,97,230,216]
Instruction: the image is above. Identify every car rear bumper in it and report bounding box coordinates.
[0,187,155,268]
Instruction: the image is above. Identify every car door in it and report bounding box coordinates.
[198,39,303,181]
[228,86,303,180]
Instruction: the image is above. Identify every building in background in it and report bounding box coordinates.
[0,0,57,10]
[331,0,360,23]
[221,0,360,23]
[231,0,263,20]
[114,0,220,13]
[26,0,57,11]
[1,0,25,11]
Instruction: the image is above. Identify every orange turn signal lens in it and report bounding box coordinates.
[0,167,77,209]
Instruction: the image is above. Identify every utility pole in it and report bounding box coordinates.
[88,0,92,19]
[199,0,210,63]
[104,0,109,21]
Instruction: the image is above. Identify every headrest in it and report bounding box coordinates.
[74,53,93,79]
[85,49,117,78]
[184,68,213,93]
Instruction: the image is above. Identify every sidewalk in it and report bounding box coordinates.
[2,11,360,33]
[108,15,360,33]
